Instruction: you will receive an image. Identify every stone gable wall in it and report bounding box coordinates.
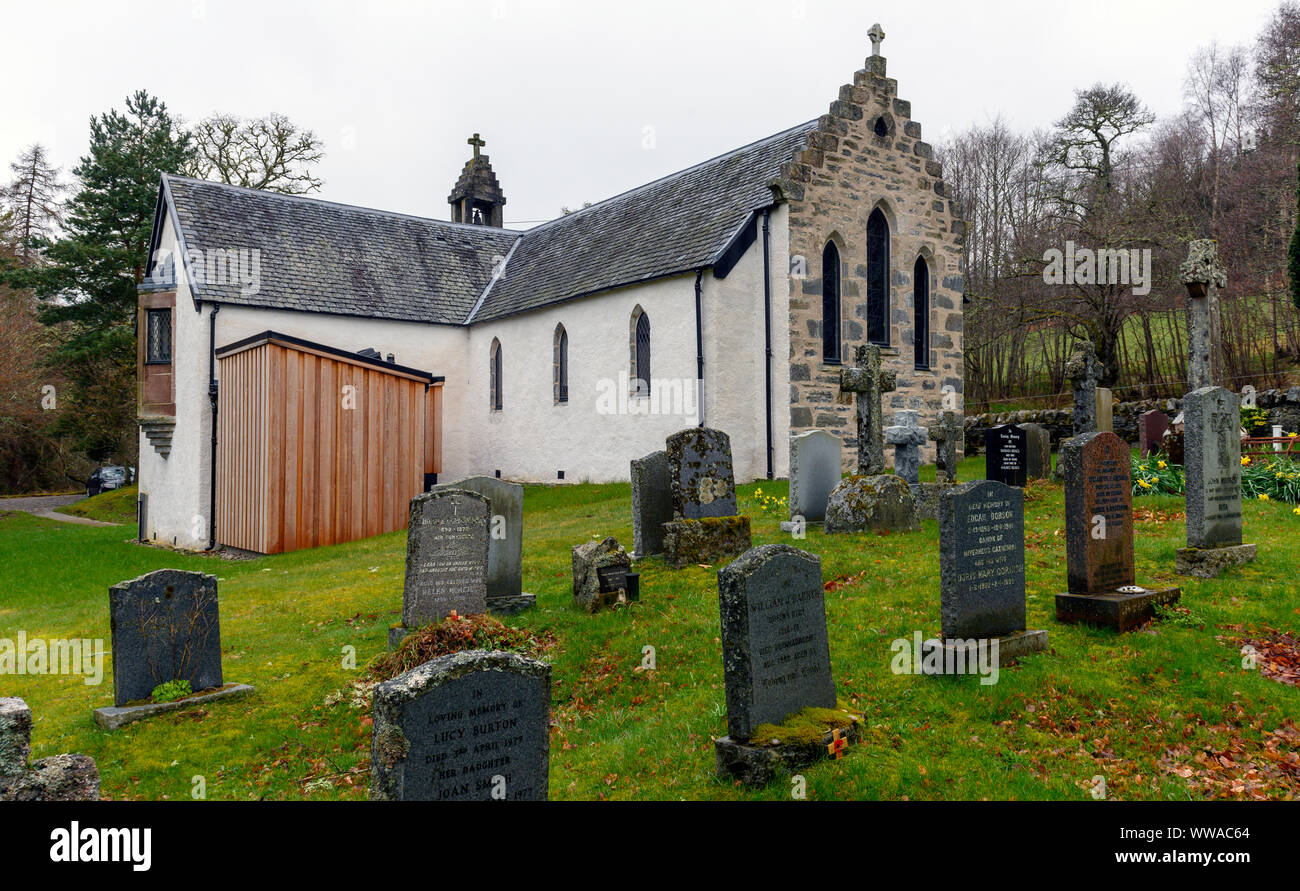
[773,53,966,472]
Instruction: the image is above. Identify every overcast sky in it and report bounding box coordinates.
[4,0,1286,228]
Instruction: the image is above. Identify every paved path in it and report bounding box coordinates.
[0,494,119,526]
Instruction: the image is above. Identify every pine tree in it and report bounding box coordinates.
[13,90,193,462]
[3,144,65,265]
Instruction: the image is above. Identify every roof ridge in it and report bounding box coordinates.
[164,174,524,238]
[517,120,819,237]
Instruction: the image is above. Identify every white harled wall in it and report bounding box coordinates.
[142,203,790,548]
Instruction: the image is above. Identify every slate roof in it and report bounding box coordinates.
[164,176,519,324]
[159,120,818,326]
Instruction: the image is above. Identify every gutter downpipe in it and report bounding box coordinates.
[694,268,705,427]
[761,209,774,480]
[207,302,220,550]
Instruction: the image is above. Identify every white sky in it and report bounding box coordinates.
[3,0,1285,228]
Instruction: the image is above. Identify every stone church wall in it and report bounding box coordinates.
[773,52,966,472]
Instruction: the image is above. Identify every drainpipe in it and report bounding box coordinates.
[207,303,220,550]
[761,209,774,480]
[694,268,705,427]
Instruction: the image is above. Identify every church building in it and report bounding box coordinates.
[135,29,965,553]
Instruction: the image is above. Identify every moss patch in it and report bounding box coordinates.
[747,699,863,748]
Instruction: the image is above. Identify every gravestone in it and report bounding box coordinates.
[1139,410,1171,457]
[1066,342,1104,435]
[929,410,963,483]
[1180,240,1227,390]
[395,489,490,646]
[1055,432,1179,630]
[931,481,1046,665]
[1095,387,1114,433]
[785,429,841,524]
[714,545,860,785]
[884,410,928,485]
[662,427,751,567]
[838,344,897,475]
[572,537,635,611]
[1,699,99,801]
[108,569,224,707]
[666,427,737,519]
[1176,387,1256,577]
[93,569,253,730]
[984,424,1028,487]
[630,451,672,557]
[369,650,550,801]
[824,474,919,533]
[432,476,532,614]
[1022,423,1051,480]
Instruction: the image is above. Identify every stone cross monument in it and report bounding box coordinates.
[1065,341,1105,436]
[1179,239,1227,390]
[839,344,896,475]
[929,410,963,483]
[868,23,886,56]
[884,410,928,485]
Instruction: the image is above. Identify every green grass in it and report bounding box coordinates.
[2,456,1299,801]
[55,485,139,523]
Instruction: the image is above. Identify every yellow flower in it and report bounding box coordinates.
[1138,478,1152,489]
[1258,494,1269,501]
[1241,456,1251,466]
[1294,506,1300,516]
[1157,460,1167,469]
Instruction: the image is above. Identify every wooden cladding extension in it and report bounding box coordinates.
[137,290,176,417]
[216,333,442,555]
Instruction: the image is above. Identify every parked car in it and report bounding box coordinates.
[87,466,132,497]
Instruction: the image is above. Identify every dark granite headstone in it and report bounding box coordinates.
[1184,387,1243,548]
[369,650,550,801]
[402,489,489,628]
[108,569,223,707]
[939,481,1026,639]
[1139,410,1171,457]
[1062,432,1135,594]
[717,544,835,741]
[984,424,1028,487]
[630,450,672,556]
[666,427,737,519]
[1022,423,1051,481]
[431,477,523,601]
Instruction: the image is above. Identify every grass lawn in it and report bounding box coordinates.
[2,455,1298,801]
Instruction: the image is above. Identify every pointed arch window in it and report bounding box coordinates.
[913,257,930,369]
[553,324,569,404]
[821,241,841,362]
[489,338,503,411]
[630,307,651,398]
[866,208,890,346]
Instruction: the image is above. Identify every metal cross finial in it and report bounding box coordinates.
[468,133,486,158]
[868,23,885,56]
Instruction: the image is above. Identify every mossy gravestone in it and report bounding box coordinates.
[1055,432,1179,630]
[400,489,490,641]
[1176,386,1256,577]
[718,545,835,740]
[108,569,223,707]
[369,650,550,801]
[666,427,737,518]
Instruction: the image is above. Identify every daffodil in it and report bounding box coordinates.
[1258,493,1269,501]
[1293,506,1300,516]
[1241,456,1251,466]
[1157,460,1167,469]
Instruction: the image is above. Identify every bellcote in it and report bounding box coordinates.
[448,132,506,227]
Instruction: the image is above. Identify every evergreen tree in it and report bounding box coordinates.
[4,144,65,265]
[12,90,193,463]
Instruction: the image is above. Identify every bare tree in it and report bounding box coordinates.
[4,144,66,266]
[1185,42,1248,232]
[187,112,325,193]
